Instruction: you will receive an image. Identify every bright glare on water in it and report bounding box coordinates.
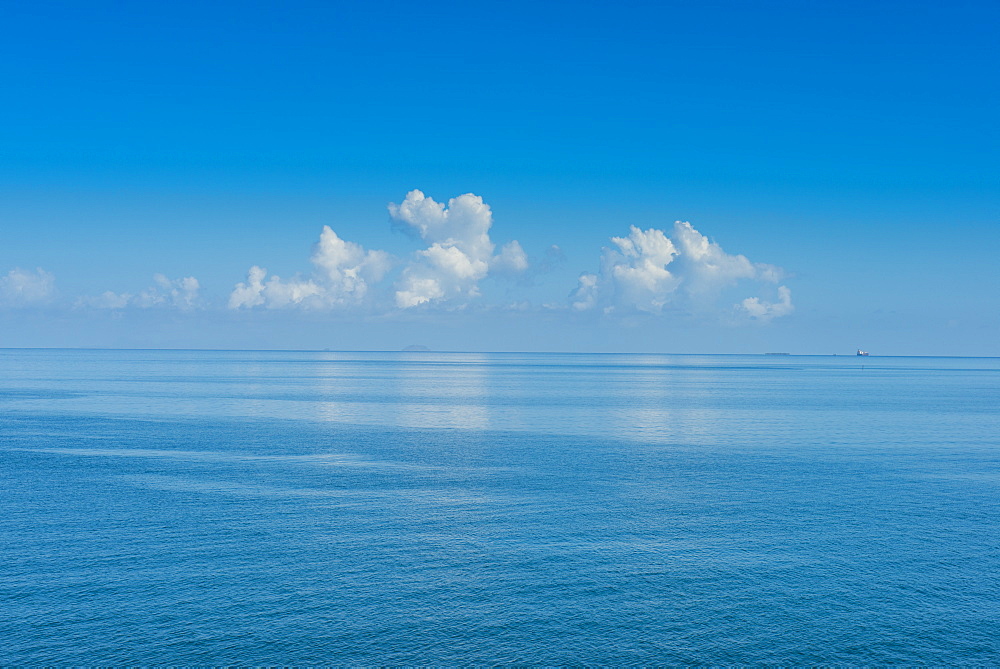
[2,349,999,664]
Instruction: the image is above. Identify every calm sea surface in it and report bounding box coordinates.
[2,349,998,664]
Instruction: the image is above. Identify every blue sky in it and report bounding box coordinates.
[2,0,998,354]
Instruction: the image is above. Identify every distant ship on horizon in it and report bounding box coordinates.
[857,349,870,356]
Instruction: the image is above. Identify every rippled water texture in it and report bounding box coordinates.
[2,349,999,664]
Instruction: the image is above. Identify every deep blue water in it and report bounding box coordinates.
[2,349,999,664]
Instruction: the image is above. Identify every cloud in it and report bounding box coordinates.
[136,274,200,309]
[229,265,320,309]
[229,226,391,310]
[571,272,600,312]
[492,240,529,274]
[77,274,201,310]
[77,291,133,310]
[0,267,55,306]
[389,190,527,308]
[213,195,792,322]
[739,285,794,322]
[571,221,792,320]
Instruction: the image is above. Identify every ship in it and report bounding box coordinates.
[856,349,869,356]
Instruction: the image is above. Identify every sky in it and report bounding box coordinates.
[1,0,998,354]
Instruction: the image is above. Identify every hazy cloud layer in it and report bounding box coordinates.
[77,274,200,310]
[571,221,792,320]
[229,226,391,310]
[389,190,527,308]
[0,267,55,306]
[138,274,201,309]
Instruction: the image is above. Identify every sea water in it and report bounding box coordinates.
[2,349,998,664]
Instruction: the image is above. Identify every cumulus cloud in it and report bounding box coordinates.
[492,240,529,274]
[389,190,527,308]
[739,285,794,322]
[571,272,600,312]
[571,221,792,320]
[77,274,201,310]
[220,194,792,322]
[229,265,320,309]
[0,267,55,306]
[229,226,390,310]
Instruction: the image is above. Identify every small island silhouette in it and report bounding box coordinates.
[401,344,431,352]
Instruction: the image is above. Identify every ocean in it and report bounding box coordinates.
[2,349,998,664]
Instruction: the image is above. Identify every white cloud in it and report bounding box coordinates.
[77,274,200,310]
[228,265,268,309]
[0,267,55,306]
[606,226,682,312]
[228,265,321,309]
[136,274,200,309]
[311,226,392,299]
[739,285,794,322]
[229,226,391,310]
[492,240,529,274]
[571,272,600,312]
[215,195,795,321]
[389,190,527,308]
[571,221,792,320]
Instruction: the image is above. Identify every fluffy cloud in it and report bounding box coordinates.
[213,193,794,323]
[571,221,792,320]
[77,274,200,310]
[0,267,55,306]
[228,265,320,309]
[492,240,529,274]
[389,190,527,308]
[229,226,390,309]
[739,285,794,322]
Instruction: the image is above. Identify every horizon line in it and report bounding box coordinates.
[1,346,997,359]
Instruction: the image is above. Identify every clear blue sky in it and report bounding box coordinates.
[2,0,997,354]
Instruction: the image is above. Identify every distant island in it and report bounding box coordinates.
[401,344,431,352]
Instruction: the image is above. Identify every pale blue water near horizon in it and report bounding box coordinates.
[2,349,998,665]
